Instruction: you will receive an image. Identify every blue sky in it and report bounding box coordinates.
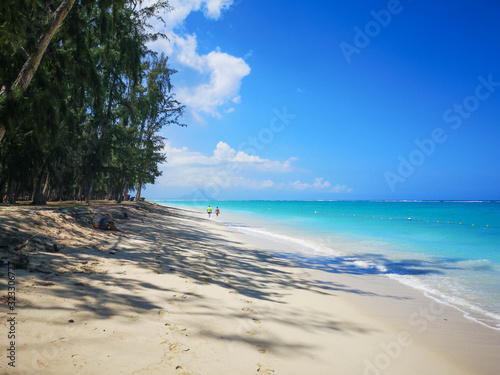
[145,0,500,200]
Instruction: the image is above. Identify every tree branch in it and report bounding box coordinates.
[0,0,76,144]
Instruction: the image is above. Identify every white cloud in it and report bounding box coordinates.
[289,178,352,193]
[174,34,205,71]
[146,0,249,121]
[157,141,292,193]
[165,141,293,171]
[243,50,253,60]
[290,178,330,190]
[154,0,234,29]
[213,141,236,160]
[160,1,203,29]
[156,142,352,195]
[312,177,331,188]
[330,184,353,193]
[176,44,251,118]
[204,0,233,18]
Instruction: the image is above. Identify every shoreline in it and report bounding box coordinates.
[1,201,499,374]
[158,200,500,332]
[212,211,500,374]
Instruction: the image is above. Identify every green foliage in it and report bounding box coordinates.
[0,0,184,203]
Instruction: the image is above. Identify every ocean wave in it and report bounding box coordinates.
[215,206,500,332]
[230,224,346,258]
[388,274,500,331]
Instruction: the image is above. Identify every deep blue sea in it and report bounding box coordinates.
[157,200,500,330]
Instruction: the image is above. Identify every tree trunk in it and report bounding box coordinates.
[32,162,48,205]
[42,173,51,201]
[116,177,127,203]
[116,184,124,203]
[77,183,83,201]
[106,186,113,200]
[6,175,14,203]
[0,0,76,144]
[136,179,143,202]
[0,177,5,203]
[85,174,94,205]
[122,184,128,203]
[14,184,22,202]
[58,180,64,201]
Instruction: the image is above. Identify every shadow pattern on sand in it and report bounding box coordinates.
[0,201,473,368]
[271,251,464,277]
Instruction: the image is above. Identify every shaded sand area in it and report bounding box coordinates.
[1,201,499,374]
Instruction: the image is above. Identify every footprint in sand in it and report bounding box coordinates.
[256,345,266,354]
[166,323,187,335]
[167,294,187,307]
[247,330,258,336]
[84,324,99,333]
[175,365,192,375]
[169,342,189,353]
[242,307,257,314]
[253,318,262,324]
[71,353,86,367]
[169,343,182,353]
[257,364,274,374]
[158,309,169,319]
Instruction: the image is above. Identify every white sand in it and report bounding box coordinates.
[1,202,499,374]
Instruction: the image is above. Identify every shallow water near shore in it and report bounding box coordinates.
[157,200,500,330]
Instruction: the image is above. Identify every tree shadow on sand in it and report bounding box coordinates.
[0,202,476,356]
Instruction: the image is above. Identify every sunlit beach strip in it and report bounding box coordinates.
[157,200,500,331]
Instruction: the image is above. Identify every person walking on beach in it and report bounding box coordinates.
[207,205,212,218]
[215,207,220,217]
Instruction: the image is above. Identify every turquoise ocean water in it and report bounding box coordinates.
[157,200,500,330]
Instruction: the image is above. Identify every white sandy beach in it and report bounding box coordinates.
[1,201,499,374]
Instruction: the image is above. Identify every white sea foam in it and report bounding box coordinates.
[161,201,500,331]
[228,221,394,274]
[230,224,346,258]
[388,273,500,330]
[231,221,500,331]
